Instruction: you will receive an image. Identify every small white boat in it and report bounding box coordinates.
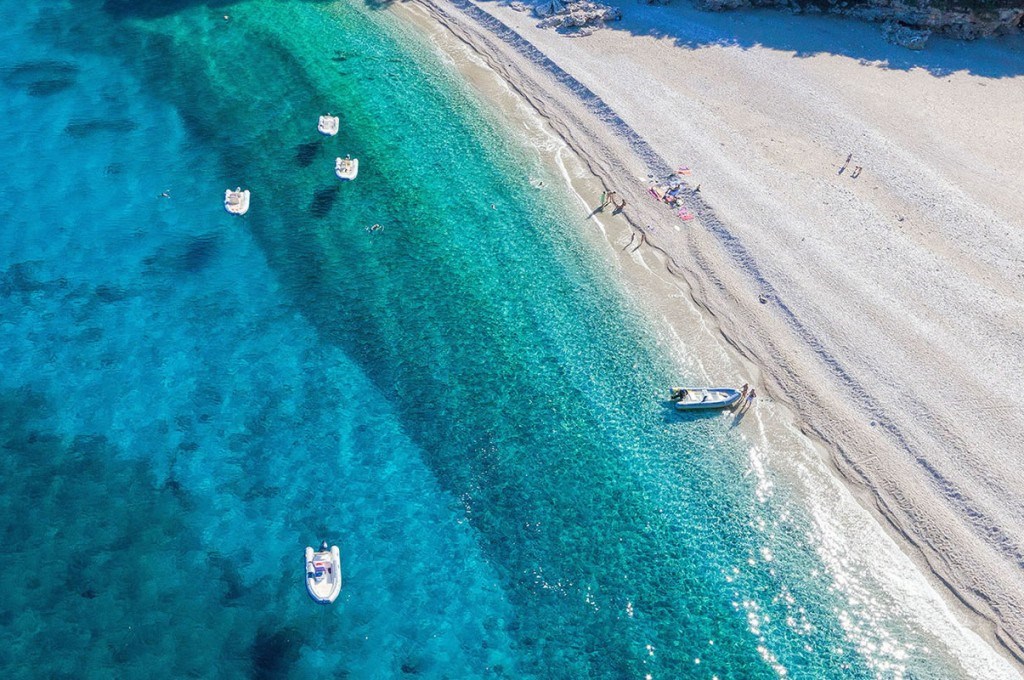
[224,187,250,215]
[318,114,339,136]
[335,156,359,181]
[305,541,342,604]
[670,387,741,411]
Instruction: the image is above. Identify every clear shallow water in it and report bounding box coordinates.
[0,0,1005,677]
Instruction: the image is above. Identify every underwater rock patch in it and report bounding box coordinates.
[64,118,138,138]
[310,186,339,218]
[2,60,79,97]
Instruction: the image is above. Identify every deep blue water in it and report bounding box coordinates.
[0,0,1000,677]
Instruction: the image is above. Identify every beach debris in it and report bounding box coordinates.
[881,21,931,50]
[533,0,621,35]
[851,165,863,178]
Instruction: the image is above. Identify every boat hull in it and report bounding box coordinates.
[318,115,339,136]
[224,188,250,215]
[672,387,741,411]
[305,545,342,604]
[335,157,359,180]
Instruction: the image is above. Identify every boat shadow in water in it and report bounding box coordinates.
[660,400,732,425]
[310,186,339,219]
[295,141,320,169]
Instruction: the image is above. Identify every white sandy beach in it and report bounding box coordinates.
[391,0,1024,671]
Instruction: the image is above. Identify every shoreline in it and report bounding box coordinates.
[388,0,1024,673]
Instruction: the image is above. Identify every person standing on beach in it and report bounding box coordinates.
[743,388,757,411]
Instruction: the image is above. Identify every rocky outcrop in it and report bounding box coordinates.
[694,0,1024,42]
[510,0,623,34]
[881,19,931,47]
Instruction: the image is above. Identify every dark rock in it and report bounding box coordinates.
[882,20,931,49]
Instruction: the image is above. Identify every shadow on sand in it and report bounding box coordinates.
[474,0,1024,78]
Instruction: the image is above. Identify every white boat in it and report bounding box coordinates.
[305,541,342,604]
[670,387,741,411]
[224,187,250,215]
[318,114,339,136]
[335,156,359,180]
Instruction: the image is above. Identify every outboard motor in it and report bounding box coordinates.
[320,540,329,551]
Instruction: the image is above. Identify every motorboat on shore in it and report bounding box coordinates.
[224,187,250,215]
[318,114,339,136]
[305,541,342,604]
[335,156,358,180]
[670,386,741,411]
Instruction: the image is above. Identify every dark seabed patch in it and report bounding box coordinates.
[251,626,304,680]
[101,0,234,20]
[0,389,205,673]
[140,234,223,277]
[310,186,339,218]
[179,233,221,273]
[93,283,132,304]
[0,260,69,298]
[64,118,138,138]
[295,140,320,168]
[1,60,79,96]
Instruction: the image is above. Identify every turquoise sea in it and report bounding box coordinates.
[0,0,1009,677]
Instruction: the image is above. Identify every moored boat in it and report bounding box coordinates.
[318,114,339,136]
[305,541,342,604]
[224,187,250,215]
[335,156,358,180]
[670,387,741,411]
